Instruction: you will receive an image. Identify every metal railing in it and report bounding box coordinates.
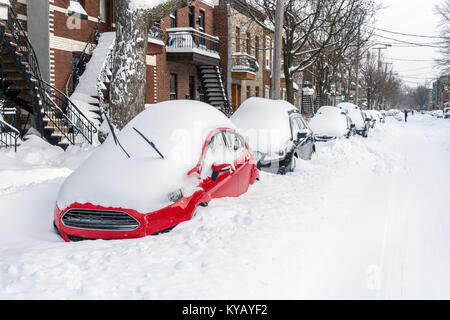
[231,52,259,73]
[40,79,97,144]
[0,117,20,151]
[166,28,219,55]
[65,18,100,97]
[2,5,97,145]
[149,22,164,41]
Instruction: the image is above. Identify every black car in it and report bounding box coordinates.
[230,97,315,175]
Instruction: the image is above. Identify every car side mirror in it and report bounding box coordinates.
[211,163,231,182]
[297,132,308,140]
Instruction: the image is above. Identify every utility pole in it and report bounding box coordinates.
[271,0,285,100]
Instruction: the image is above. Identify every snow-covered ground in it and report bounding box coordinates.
[0,114,449,299]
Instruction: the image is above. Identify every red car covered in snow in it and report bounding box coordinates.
[54,100,259,241]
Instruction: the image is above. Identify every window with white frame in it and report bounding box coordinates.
[265,37,271,70]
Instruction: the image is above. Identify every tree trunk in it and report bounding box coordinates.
[109,0,190,129]
[110,0,149,129]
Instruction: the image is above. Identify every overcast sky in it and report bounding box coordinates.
[374,0,444,88]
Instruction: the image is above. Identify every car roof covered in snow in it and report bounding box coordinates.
[57,100,235,213]
[337,102,365,128]
[230,97,298,154]
[309,106,348,138]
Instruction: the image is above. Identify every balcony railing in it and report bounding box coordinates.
[149,22,164,42]
[231,52,259,74]
[166,27,219,58]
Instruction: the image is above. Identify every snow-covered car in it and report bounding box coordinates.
[364,111,375,128]
[54,100,259,241]
[309,106,354,141]
[365,109,385,125]
[230,97,315,175]
[337,102,370,137]
[432,110,444,118]
[444,107,450,119]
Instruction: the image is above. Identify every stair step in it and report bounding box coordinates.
[7,83,28,91]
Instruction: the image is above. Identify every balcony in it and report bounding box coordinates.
[231,52,259,80]
[147,22,164,55]
[166,27,220,66]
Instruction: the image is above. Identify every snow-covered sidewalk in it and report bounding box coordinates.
[0,115,449,299]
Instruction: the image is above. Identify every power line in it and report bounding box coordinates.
[386,57,437,62]
[374,34,447,49]
[373,27,450,40]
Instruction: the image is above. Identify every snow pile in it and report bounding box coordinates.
[231,97,296,154]
[57,100,235,213]
[69,32,116,129]
[309,106,348,138]
[0,135,94,194]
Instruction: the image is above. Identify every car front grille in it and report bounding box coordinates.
[62,209,140,231]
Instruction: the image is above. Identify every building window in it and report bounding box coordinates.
[255,86,260,97]
[235,27,240,52]
[99,0,106,21]
[170,11,177,28]
[246,32,251,54]
[265,37,271,70]
[255,36,259,61]
[170,73,177,100]
[68,0,88,20]
[198,10,205,31]
[188,6,195,28]
[265,85,270,98]
[246,86,251,99]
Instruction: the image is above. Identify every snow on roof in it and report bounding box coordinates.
[57,100,234,213]
[230,97,296,154]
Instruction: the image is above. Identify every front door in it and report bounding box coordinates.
[231,84,241,110]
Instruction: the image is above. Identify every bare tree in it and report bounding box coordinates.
[435,0,450,71]
[110,0,190,129]
[412,85,429,109]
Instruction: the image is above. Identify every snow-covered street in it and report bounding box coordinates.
[1,114,449,299]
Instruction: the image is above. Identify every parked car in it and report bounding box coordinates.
[309,106,354,141]
[338,102,370,137]
[444,107,450,119]
[365,109,385,125]
[364,111,375,128]
[230,97,315,175]
[54,100,259,241]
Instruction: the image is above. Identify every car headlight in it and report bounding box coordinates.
[168,189,183,203]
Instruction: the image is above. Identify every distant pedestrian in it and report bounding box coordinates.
[404,109,408,122]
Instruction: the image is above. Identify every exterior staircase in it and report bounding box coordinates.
[197,65,233,116]
[0,4,96,150]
